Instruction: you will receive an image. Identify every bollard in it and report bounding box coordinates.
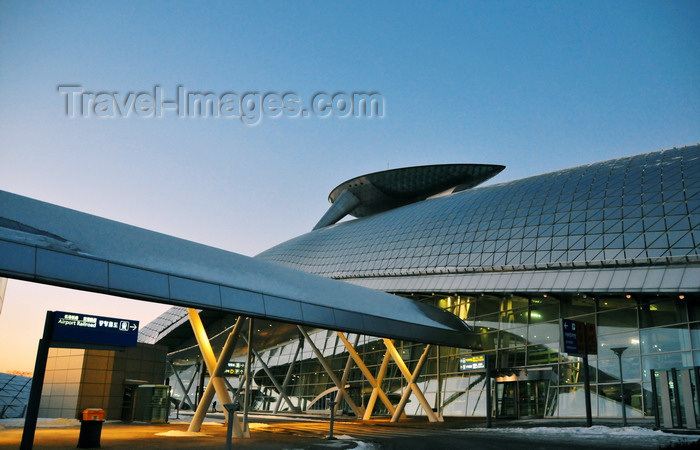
[328,400,338,440]
[224,402,248,449]
[77,408,105,448]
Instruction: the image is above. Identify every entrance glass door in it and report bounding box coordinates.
[496,382,518,418]
[496,380,549,419]
[519,380,547,418]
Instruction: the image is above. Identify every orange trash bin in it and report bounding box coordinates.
[78,408,105,448]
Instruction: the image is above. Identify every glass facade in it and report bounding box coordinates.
[215,292,694,420]
[154,145,700,421]
[434,292,699,418]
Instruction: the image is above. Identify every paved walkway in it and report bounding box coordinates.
[1,413,697,449]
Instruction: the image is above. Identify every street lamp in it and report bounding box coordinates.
[328,400,338,440]
[610,347,628,426]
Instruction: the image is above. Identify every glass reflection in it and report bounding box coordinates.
[639,298,688,328]
[640,326,691,354]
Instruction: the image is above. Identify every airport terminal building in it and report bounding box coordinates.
[142,145,699,423]
[3,145,698,425]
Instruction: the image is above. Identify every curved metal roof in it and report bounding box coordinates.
[0,373,32,419]
[259,145,700,294]
[0,191,474,347]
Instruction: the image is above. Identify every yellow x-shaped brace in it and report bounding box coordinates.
[336,332,397,420]
[187,309,240,432]
[336,332,441,422]
[297,326,365,417]
[383,339,442,423]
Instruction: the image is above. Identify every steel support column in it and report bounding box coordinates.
[241,334,301,413]
[186,363,200,408]
[188,308,233,418]
[273,336,304,414]
[297,326,365,418]
[365,349,393,420]
[243,318,254,436]
[168,361,195,411]
[187,314,244,433]
[384,339,441,423]
[336,332,396,419]
[435,345,442,420]
[333,334,360,416]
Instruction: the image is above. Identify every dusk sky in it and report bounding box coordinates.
[1,1,698,373]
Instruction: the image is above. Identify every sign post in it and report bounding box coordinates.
[562,319,597,427]
[20,312,54,450]
[485,356,492,428]
[20,311,139,449]
[582,325,593,428]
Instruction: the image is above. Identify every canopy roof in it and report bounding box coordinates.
[0,190,474,347]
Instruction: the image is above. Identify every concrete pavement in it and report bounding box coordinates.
[2,413,699,449]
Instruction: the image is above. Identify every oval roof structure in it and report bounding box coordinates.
[329,163,504,219]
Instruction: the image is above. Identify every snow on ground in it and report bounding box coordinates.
[244,423,270,430]
[153,422,270,437]
[351,443,380,449]
[320,436,380,449]
[0,418,80,430]
[175,411,326,423]
[505,425,675,436]
[3,417,698,448]
[154,430,213,437]
[459,425,695,437]
[455,425,700,447]
[242,413,331,423]
[165,419,190,425]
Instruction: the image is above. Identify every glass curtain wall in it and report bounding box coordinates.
[431,291,697,418]
[186,291,698,420]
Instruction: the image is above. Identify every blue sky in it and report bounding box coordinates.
[0,1,698,372]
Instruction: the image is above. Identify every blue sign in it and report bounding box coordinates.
[52,311,139,347]
[562,318,580,355]
[562,319,597,356]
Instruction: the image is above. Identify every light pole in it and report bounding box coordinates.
[328,400,338,440]
[611,347,628,426]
